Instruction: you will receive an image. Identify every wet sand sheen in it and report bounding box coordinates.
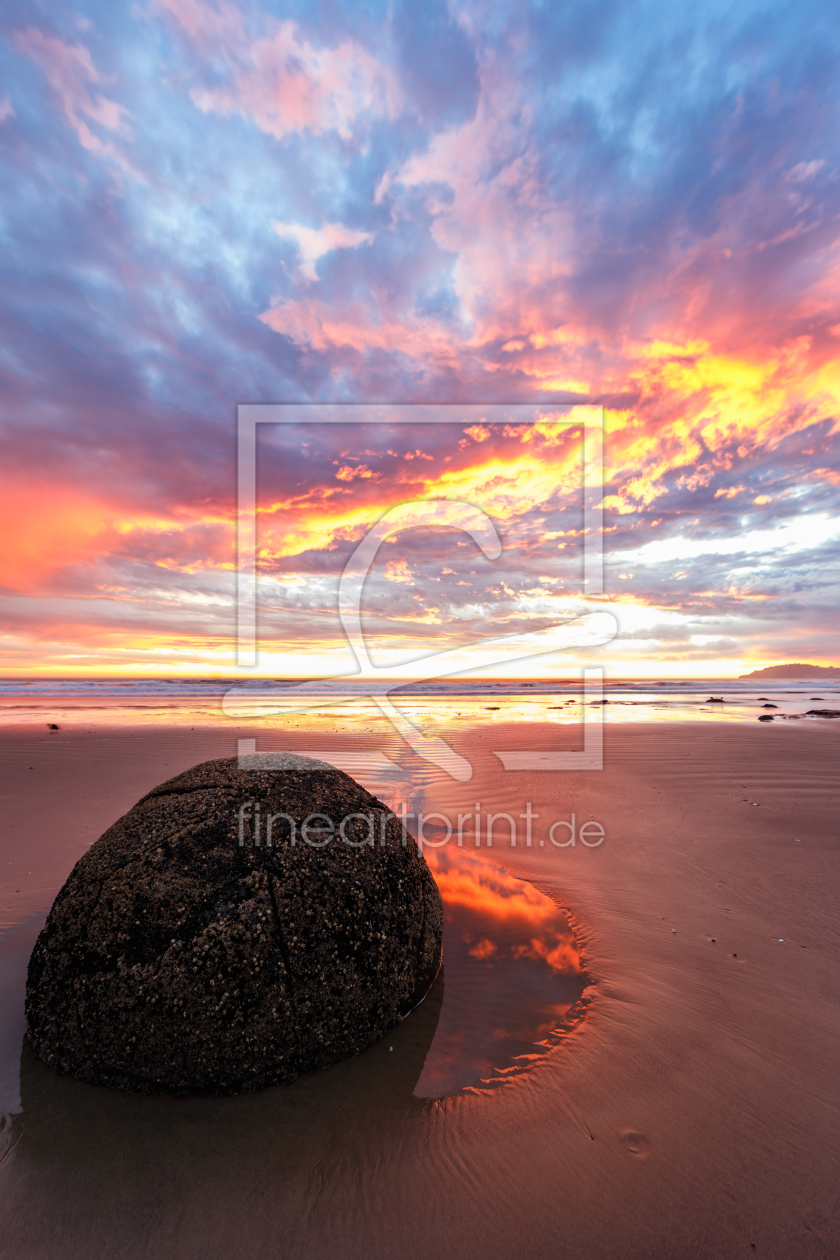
[1,720,839,1257]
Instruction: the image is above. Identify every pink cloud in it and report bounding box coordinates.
[153,0,245,51]
[258,55,586,371]
[259,295,464,363]
[158,1,402,141]
[378,58,574,347]
[13,28,130,158]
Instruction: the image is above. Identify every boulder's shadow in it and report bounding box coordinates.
[1,977,444,1259]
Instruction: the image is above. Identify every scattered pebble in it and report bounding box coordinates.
[672,928,676,933]
[778,938,785,943]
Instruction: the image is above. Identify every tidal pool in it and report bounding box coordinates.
[414,845,587,1096]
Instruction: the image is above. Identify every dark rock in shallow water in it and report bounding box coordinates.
[26,755,443,1096]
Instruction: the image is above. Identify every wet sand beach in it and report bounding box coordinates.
[1,718,839,1258]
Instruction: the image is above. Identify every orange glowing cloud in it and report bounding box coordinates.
[0,484,115,590]
[256,430,587,567]
[594,334,840,514]
[0,482,235,593]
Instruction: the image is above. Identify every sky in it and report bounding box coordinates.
[1,0,839,679]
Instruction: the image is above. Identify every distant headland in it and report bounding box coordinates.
[738,663,840,679]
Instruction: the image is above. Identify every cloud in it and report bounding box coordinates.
[0,482,115,592]
[259,295,464,360]
[12,28,130,160]
[0,93,14,123]
[785,160,826,183]
[157,1,403,142]
[463,424,491,442]
[2,0,840,674]
[335,462,377,482]
[152,0,245,51]
[271,220,373,282]
[378,61,575,350]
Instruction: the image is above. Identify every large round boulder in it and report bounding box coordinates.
[26,754,443,1095]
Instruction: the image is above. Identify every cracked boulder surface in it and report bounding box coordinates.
[25,754,443,1096]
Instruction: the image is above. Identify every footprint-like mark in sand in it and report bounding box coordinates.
[619,1130,651,1156]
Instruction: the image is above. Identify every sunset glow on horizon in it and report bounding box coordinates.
[2,1,839,679]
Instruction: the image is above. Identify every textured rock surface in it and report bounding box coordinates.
[26,754,443,1095]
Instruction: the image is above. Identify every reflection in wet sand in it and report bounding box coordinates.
[417,847,587,1095]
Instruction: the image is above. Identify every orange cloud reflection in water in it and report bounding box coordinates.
[413,846,587,1097]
